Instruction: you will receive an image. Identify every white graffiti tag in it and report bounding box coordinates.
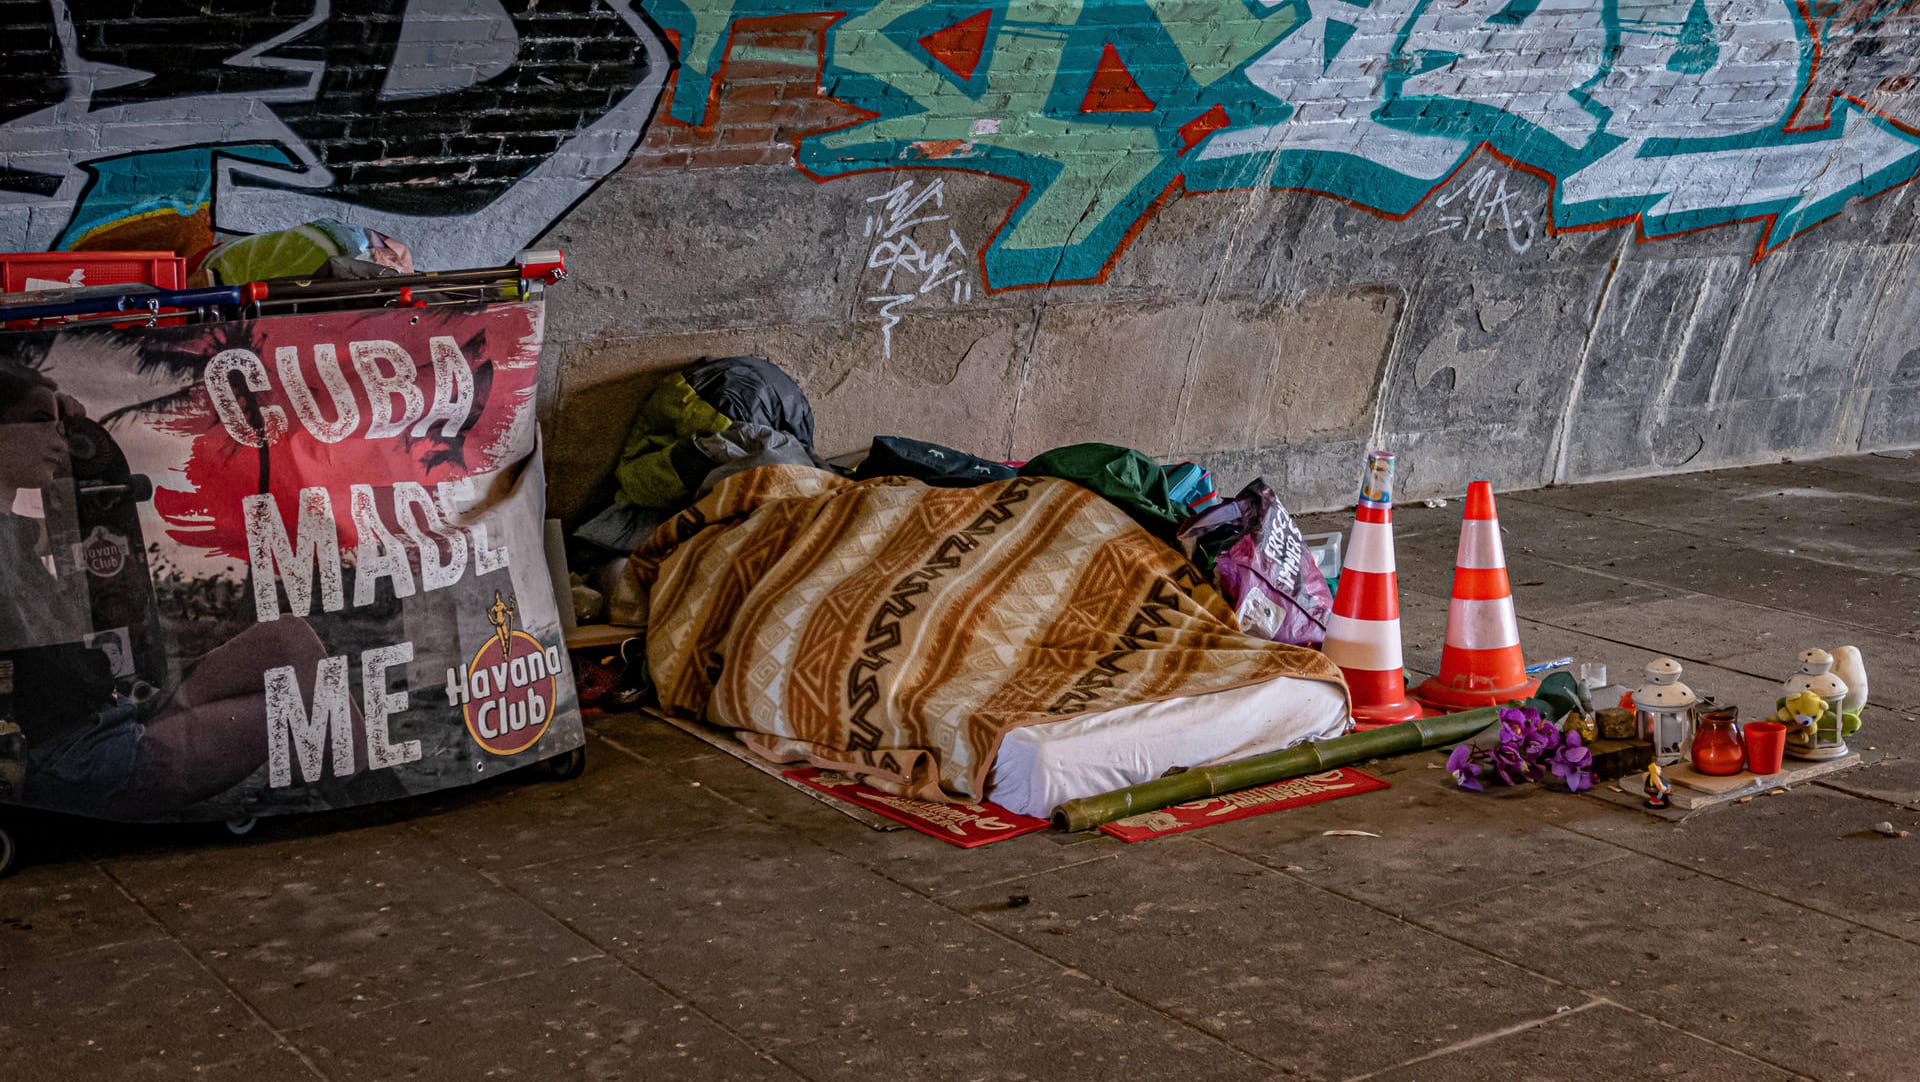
[861,177,975,359]
[1427,166,1540,254]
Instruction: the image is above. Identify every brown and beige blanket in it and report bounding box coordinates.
[627,465,1348,803]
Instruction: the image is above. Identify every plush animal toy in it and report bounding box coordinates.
[1832,646,1869,735]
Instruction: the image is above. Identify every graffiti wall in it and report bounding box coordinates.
[640,0,1920,288]
[6,0,1917,281]
[3,0,1918,508]
[0,0,668,268]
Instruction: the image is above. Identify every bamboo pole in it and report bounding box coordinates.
[1050,706,1505,832]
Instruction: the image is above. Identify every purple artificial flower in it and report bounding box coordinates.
[1549,730,1594,793]
[1490,743,1529,786]
[1446,743,1485,792]
[1453,706,1599,796]
[1522,725,1556,761]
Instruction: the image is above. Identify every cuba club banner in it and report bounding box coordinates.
[0,301,581,822]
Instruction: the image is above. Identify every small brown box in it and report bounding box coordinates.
[1597,707,1638,741]
[1588,738,1655,780]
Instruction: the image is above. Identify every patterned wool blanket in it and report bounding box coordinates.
[628,465,1348,803]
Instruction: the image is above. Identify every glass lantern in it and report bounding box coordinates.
[1634,657,1696,766]
[1782,648,1850,762]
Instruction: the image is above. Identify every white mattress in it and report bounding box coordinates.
[987,676,1352,819]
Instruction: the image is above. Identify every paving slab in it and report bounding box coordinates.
[775,972,1275,1082]
[1561,785,1920,942]
[1499,562,1687,628]
[1546,596,1920,709]
[1818,753,1920,809]
[0,937,315,1082]
[98,823,603,1030]
[1545,594,1810,668]
[54,798,409,874]
[286,956,803,1082]
[406,734,741,871]
[1425,853,1920,1081]
[1794,451,1920,492]
[1397,583,1674,691]
[584,709,720,764]
[643,730,1124,899]
[649,712,902,830]
[1464,609,1790,719]
[1199,781,1634,913]
[0,858,166,963]
[1363,1002,1802,1082]
[1603,544,1920,639]
[502,822,1063,1050]
[1512,610,1812,717]
[946,836,1575,1080]
[1388,487,1920,637]
[1513,463,1920,576]
[1358,503,1683,609]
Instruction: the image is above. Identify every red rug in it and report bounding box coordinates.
[1097,768,1390,842]
[783,767,1051,847]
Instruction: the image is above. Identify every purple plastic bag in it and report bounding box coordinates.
[1177,480,1332,648]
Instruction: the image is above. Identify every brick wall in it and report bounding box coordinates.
[0,0,666,265]
[627,16,860,172]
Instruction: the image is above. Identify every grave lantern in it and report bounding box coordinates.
[1634,657,1696,766]
[1782,648,1850,762]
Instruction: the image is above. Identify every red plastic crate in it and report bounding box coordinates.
[1,251,186,294]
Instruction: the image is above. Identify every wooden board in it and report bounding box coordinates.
[1588,753,1861,817]
[565,623,643,652]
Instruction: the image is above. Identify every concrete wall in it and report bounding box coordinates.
[6,1,1920,520]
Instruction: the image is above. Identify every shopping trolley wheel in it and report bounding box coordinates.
[543,746,587,781]
[224,816,258,837]
[0,822,17,878]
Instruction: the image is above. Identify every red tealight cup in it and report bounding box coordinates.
[1744,721,1788,775]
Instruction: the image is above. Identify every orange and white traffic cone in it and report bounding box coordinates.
[1321,451,1422,729]
[1415,480,1538,711]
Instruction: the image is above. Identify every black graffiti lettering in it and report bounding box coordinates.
[0,0,65,126]
[250,0,656,216]
[71,2,316,109]
[1,0,668,264]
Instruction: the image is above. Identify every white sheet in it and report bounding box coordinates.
[987,676,1352,819]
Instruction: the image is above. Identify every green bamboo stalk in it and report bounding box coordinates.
[1050,706,1504,832]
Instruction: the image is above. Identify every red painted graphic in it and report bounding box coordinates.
[1097,768,1391,842]
[1079,43,1156,114]
[1178,103,1231,154]
[918,10,993,82]
[151,303,543,561]
[784,766,1050,847]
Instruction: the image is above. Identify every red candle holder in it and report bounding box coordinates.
[1690,703,1745,776]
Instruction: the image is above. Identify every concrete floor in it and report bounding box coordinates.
[4,452,1918,1082]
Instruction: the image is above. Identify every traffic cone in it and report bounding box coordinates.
[1321,451,1422,729]
[1415,481,1538,710]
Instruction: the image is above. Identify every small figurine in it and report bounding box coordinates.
[1643,760,1672,809]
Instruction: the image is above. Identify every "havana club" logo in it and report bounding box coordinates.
[82,525,130,578]
[445,591,560,756]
